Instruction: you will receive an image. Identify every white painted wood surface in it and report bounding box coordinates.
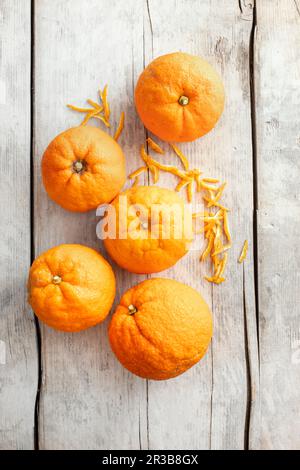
[34,0,147,450]
[1,0,300,450]
[0,0,38,450]
[255,0,300,450]
[143,0,258,450]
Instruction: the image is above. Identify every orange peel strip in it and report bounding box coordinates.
[149,165,159,184]
[187,182,194,202]
[192,212,207,219]
[81,109,101,126]
[202,177,219,183]
[204,221,215,234]
[176,180,190,192]
[195,175,202,192]
[202,214,222,222]
[201,182,219,191]
[114,111,125,141]
[189,169,201,178]
[150,160,189,180]
[207,182,227,206]
[200,233,214,262]
[170,144,189,171]
[94,114,110,127]
[212,243,232,257]
[238,240,248,263]
[140,145,191,181]
[223,209,231,242]
[212,254,220,270]
[218,253,228,278]
[212,224,222,254]
[87,99,103,110]
[205,276,225,284]
[132,176,139,187]
[68,91,108,127]
[153,166,159,183]
[67,104,94,113]
[100,85,110,122]
[213,262,222,280]
[140,145,150,163]
[147,137,164,154]
[129,166,147,179]
[213,202,230,211]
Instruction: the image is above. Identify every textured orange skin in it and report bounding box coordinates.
[103,186,193,274]
[28,244,116,332]
[135,52,225,142]
[109,278,213,380]
[42,126,126,212]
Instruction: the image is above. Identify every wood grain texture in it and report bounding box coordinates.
[34,0,147,450]
[143,0,259,450]
[0,0,38,450]
[255,0,300,450]
[31,0,260,449]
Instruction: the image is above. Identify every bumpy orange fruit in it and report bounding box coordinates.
[42,126,126,212]
[28,244,116,332]
[109,278,213,380]
[135,52,225,142]
[103,185,193,274]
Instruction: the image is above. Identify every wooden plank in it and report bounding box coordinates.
[0,0,38,450]
[34,0,148,449]
[33,0,261,449]
[143,0,259,449]
[255,0,300,450]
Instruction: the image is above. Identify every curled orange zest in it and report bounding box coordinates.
[187,182,194,202]
[132,176,139,187]
[114,111,125,141]
[201,233,214,262]
[238,240,248,263]
[170,144,189,171]
[94,114,110,127]
[129,166,147,179]
[100,85,110,122]
[87,99,103,111]
[67,85,112,128]
[147,137,164,154]
[131,140,232,284]
[151,165,159,184]
[67,104,96,113]
[212,243,232,257]
[202,177,219,183]
[223,209,231,242]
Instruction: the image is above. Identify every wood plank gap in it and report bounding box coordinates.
[143,1,153,449]
[294,0,300,18]
[30,0,41,451]
[254,1,300,448]
[242,266,251,449]
[146,0,154,57]
[146,381,150,449]
[143,4,152,188]
[246,0,261,450]
[249,1,260,355]
[209,285,214,450]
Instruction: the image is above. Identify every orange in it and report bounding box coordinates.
[27,244,116,332]
[109,278,213,380]
[103,185,193,274]
[42,126,126,212]
[135,52,225,142]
